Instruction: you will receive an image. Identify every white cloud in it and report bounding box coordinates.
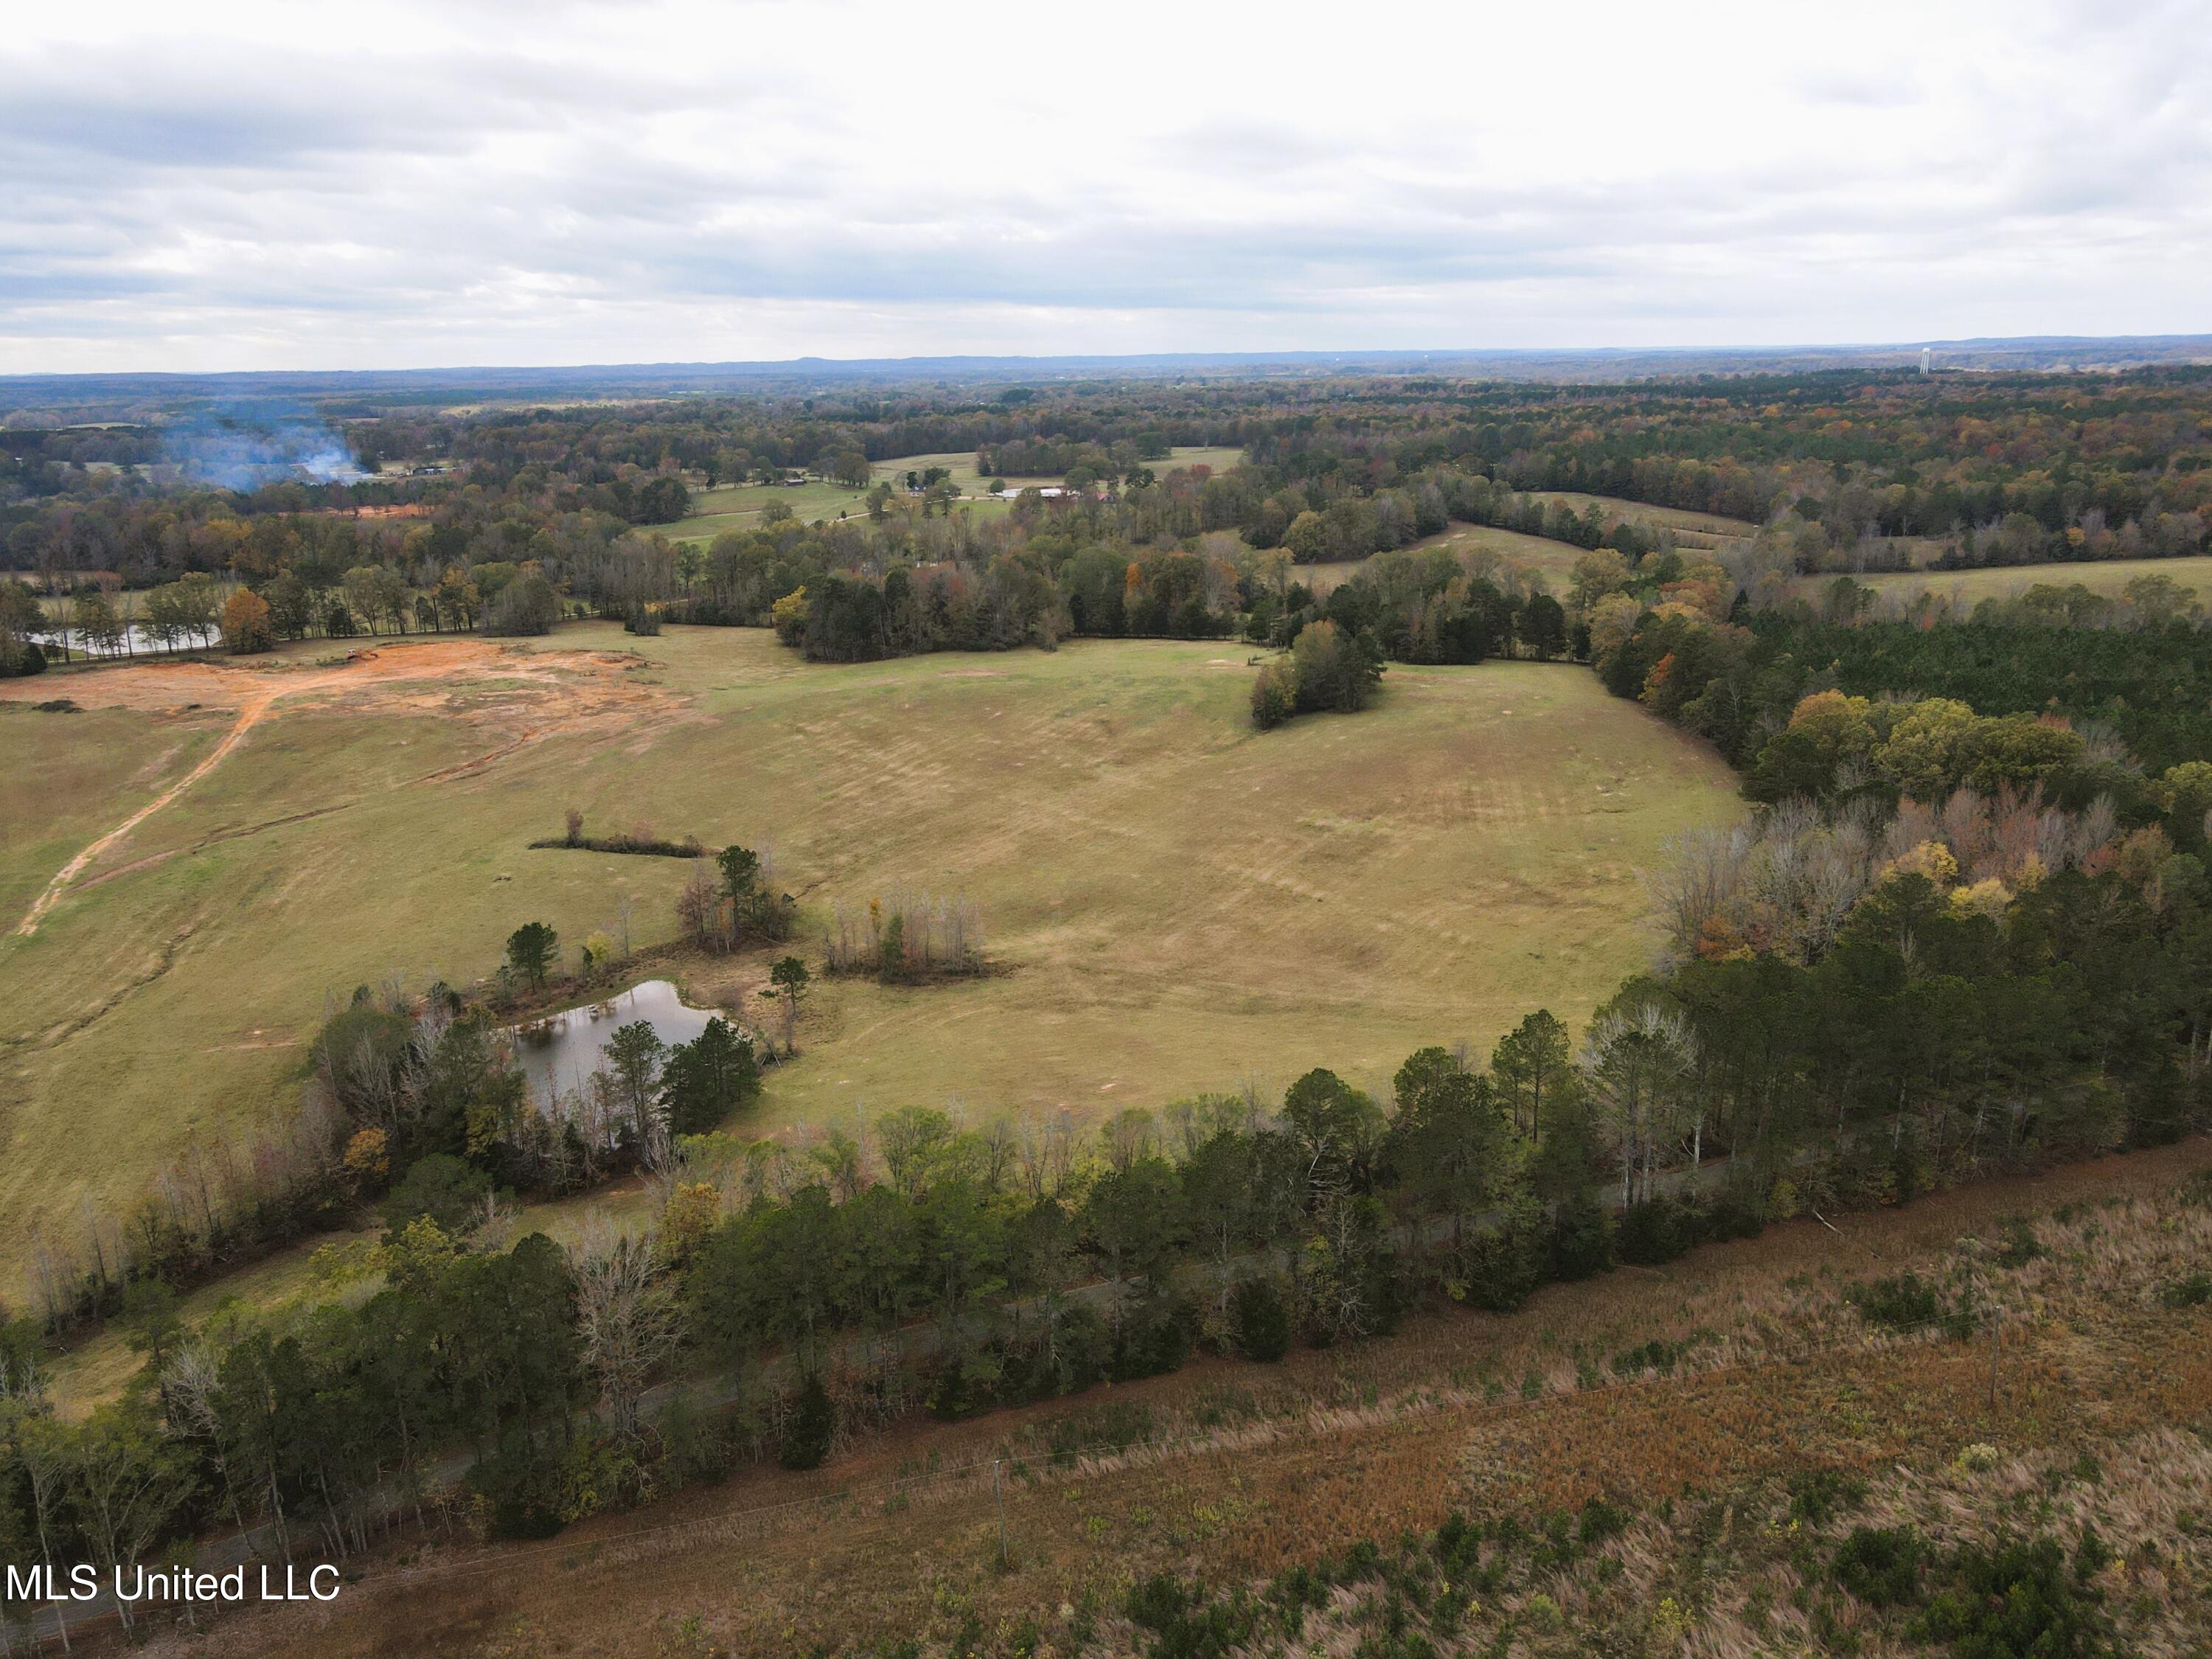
[2,0,2208,371]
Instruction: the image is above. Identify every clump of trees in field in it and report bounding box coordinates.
[824,892,985,980]
[1251,620,1385,728]
[0,581,48,675]
[673,845,797,953]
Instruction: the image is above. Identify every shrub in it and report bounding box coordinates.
[2160,1272,2212,1308]
[778,1373,835,1470]
[1124,1573,1265,1659]
[1545,1194,1615,1281]
[1833,1525,1927,1607]
[473,1433,568,1540]
[379,1155,491,1236]
[0,639,48,677]
[1994,1218,2046,1268]
[1231,1276,1291,1362]
[1788,1467,1868,1526]
[1113,1296,1196,1382]
[1577,1495,1630,1546]
[1848,1270,1969,1336]
[1458,1221,1542,1312]
[1913,1534,2112,1655]
[1615,1197,1694,1265]
[1249,658,1296,729]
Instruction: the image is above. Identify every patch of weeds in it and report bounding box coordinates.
[2160,1273,2212,1309]
[1994,1218,2046,1269]
[1848,1270,1972,1338]
[1789,1467,1868,1527]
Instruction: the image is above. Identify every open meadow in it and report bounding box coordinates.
[0,623,1737,1295]
[1300,521,1597,596]
[1534,490,1759,544]
[1791,552,2212,608]
[664,445,1245,542]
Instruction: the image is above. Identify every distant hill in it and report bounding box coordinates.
[4,335,2210,422]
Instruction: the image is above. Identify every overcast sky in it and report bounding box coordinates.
[4,0,2208,374]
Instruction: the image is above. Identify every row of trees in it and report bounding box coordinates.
[1607,598,2212,780]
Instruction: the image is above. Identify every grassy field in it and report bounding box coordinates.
[1299,521,1595,596]
[0,625,1736,1295]
[664,444,1247,543]
[1536,490,1760,541]
[1790,552,2212,607]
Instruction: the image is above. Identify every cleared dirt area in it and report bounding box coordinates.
[5,639,681,935]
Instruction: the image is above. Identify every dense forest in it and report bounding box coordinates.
[6,363,2211,678]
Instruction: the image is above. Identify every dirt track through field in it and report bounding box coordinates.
[8,639,675,936]
[14,686,285,933]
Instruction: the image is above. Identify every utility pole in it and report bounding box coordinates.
[992,1458,1008,1568]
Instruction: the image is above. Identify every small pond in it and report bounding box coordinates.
[508,979,720,1105]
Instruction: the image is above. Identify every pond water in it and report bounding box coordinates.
[508,979,719,1105]
[29,625,223,659]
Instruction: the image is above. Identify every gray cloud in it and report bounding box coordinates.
[2,0,2209,369]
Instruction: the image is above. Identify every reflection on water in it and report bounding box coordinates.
[30,625,224,658]
[509,979,717,1105]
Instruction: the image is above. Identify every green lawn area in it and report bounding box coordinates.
[1536,491,1760,541]
[664,445,1248,543]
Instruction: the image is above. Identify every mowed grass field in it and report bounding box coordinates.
[0,625,1737,1292]
[664,445,1247,543]
[1790,553,2212,607]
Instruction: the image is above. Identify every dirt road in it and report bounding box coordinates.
[7,639,672,936]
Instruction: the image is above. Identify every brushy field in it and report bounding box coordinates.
[159,1138,2212,1658]
[664,445,1246,542]
[1792,552,2212,607]
[0,624,1736,1292]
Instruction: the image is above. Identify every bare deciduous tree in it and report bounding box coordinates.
[566,1225,678,1441]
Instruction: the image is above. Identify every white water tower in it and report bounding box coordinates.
[1920,347,1933,375]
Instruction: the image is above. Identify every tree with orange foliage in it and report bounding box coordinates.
[221,586,274,654]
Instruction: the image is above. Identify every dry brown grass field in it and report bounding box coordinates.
[136,1137,2212,1658]
[0,625,1738,1298]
